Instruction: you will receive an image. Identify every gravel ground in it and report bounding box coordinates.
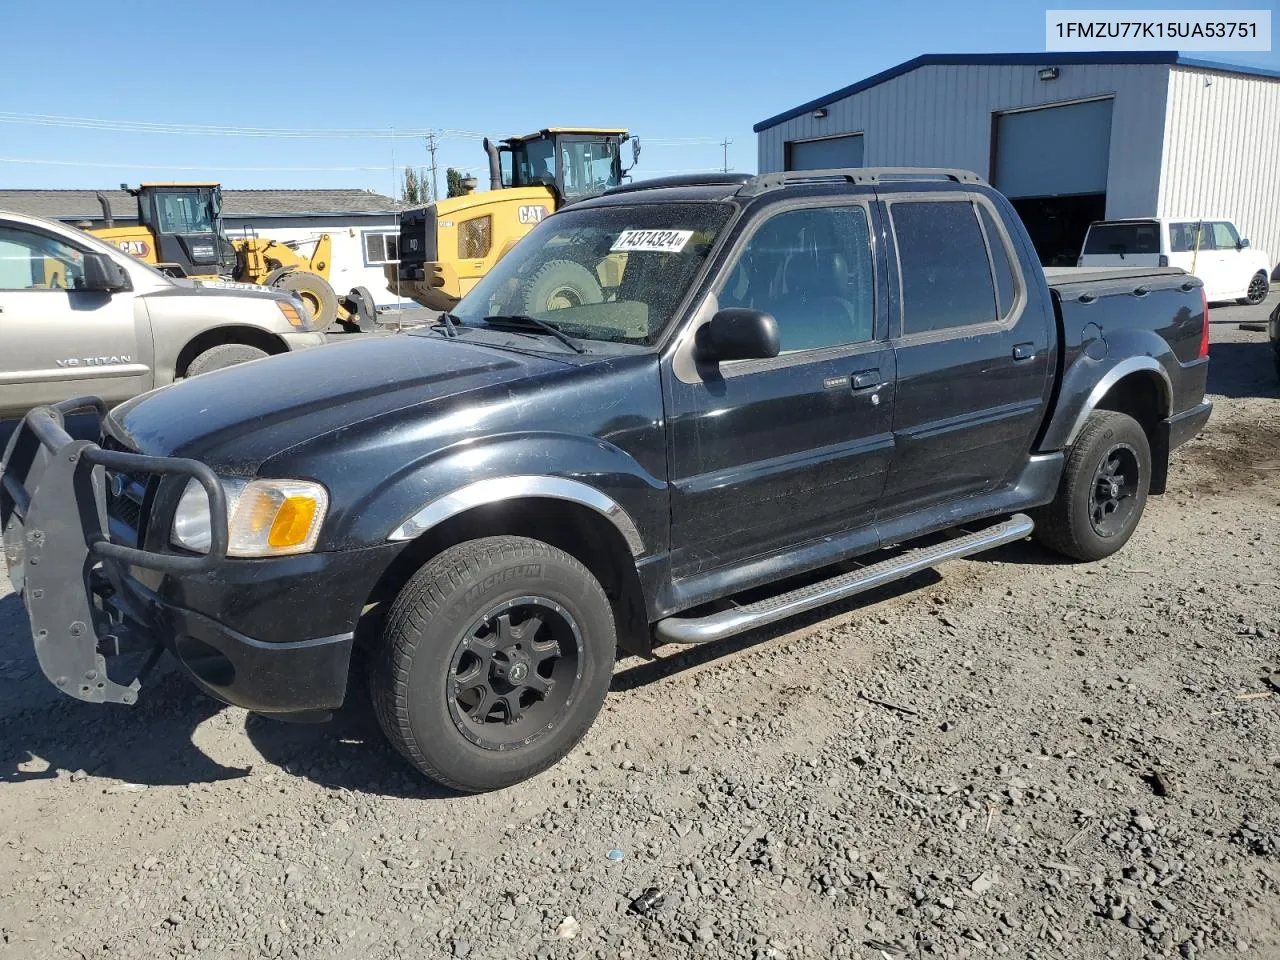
[2,295,1277,960]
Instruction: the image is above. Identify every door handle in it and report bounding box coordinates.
[851,369,881,390]
[1012,342,1035,361]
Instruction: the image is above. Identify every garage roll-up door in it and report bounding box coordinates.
[785,134,864,171]
[995,99,1113,198]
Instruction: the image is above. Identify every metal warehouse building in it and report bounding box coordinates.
[755,52,1280,271]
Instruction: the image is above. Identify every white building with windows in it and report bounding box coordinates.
[754,52,1280,274]
[0,188,406,306]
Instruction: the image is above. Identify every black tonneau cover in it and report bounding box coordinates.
[1044,266,1192,290]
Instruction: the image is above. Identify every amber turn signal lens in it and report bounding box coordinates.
[268,496,320,548]
[278,300,308,329]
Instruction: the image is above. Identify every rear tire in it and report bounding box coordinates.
[184,343,269,377]
[1032,410,1151,562]
[1241,271,1269,306]
[370,536,616,793]
[272,270,339,332]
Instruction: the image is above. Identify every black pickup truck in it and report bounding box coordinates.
[1,169,1211,792]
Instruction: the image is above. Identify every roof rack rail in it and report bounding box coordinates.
[603,172,753,196]
[735,167,986,197]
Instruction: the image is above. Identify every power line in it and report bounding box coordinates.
[0,156,396,172]
[0,111,724,146]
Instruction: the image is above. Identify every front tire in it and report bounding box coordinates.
[1033,410,1151,562]
[370,536,616,792]
[184,343,269,377]
[1241,271,1269,306]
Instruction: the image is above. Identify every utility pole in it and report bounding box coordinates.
[720,137,733,173]
[425,133,440,202]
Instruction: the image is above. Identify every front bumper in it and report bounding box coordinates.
[0,398,386,715]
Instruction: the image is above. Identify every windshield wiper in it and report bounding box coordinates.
[482,314,585,353]
[434,311,461,338]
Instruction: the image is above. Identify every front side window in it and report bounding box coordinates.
[892,200,998,335]
[719,205,875,353]
[449,202,733,346]
[1212,221,1240,249]
[560,140,620,198]
[0,226,87,291]
[514,139,556,188]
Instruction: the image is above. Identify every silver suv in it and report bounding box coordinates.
[0,209,327,418]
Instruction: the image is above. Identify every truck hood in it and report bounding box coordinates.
[148,277,295,303]
[110,334,571,469]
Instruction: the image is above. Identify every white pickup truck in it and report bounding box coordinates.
[1079,217,1271,306]
[0,210,327,419]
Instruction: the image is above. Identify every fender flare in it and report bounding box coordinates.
[387,475,645,556]
[1062,356,1173,447]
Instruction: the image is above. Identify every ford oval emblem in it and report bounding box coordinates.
[108,473,126,499]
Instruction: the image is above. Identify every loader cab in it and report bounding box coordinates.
[501,128,637,202]
[132,183,236,278]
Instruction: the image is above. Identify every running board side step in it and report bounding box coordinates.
[655,514,1034,645]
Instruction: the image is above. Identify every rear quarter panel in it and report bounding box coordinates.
[1038,272,1207,452]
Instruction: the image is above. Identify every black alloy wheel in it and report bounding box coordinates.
[448,596,583,751]
[1089,443,1141,538]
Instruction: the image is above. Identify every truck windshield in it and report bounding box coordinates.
[450,202,734,346]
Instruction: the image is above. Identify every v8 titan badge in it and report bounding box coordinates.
[518,205,549,225]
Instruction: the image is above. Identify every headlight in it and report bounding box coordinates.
[171,477,328,557]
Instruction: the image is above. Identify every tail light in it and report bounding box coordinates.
[1158,254,1169,267]
[1198,287,1210,359]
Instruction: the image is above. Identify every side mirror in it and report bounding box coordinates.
[1238,238,1250,249]
[696,308,780,363]
[79,252,131,293]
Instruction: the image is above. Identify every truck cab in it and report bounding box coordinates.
[92,183,237,279]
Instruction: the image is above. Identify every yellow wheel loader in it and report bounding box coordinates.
[390,128,639,311]
[91,184,348,331]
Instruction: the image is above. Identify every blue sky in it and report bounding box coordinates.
[0,0,1275,195]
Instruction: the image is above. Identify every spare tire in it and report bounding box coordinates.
[272,270,339,332]
[521,260,603,314]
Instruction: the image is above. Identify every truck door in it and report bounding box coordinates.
[878,193,1053,519]
[0,223,150,418]
[664,201,894,578]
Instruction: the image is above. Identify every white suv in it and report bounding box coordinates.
[1079,218,1271,305]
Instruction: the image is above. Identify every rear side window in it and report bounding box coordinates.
[1169,222,1200,253]
[891,201,998,335]
[1083,222,1160,256]
[978,206,1017,318]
